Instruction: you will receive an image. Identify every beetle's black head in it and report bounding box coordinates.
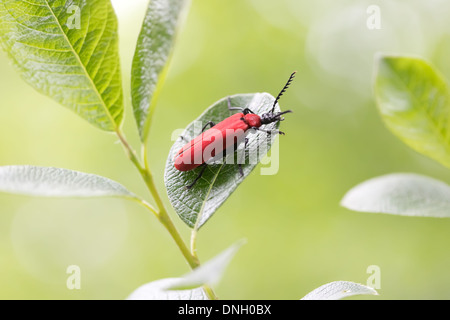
[260,110,293,125]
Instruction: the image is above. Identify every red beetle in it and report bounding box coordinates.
[174,72,296,189]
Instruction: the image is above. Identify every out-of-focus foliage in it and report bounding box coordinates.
[342,173,450,218]
[375,56,450,169]
[2,0,450,299]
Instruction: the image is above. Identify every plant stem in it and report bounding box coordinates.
[116,129,198,268]
[190,228,199,258]
[116,129,218,300]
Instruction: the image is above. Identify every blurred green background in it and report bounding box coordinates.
[2,0,450,299]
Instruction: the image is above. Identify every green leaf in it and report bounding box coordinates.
[0,165,136,199]
[341,173,450,218]
[164,93,281,228]
[164,240,245,290]
[301,281,378,300]
[127,278,208,300]
[0,0,123,131]
[374,55,450,168]
[131,0,190,141]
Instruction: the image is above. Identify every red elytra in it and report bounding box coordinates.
[174,113,261,172]
[174,72,296,189]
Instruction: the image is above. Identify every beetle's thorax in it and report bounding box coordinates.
[243,113,262,128]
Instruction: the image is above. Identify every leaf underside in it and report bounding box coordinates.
[0,0,123,131]
[164,239,245,290]
[301,281,378,300]
[341,173,450,218]
[128,240,244,299]
[0,165,136,199]
[164,93,281,229]
[127,278,208,300]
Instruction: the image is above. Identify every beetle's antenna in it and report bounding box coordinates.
[271,71,296,113]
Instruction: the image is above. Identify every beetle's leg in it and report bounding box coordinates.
[252,127,285,135]
[202,121,216,132]
[228,97,255,115]
[242,108,255,115]
[227,96,244,113]
[238,164,244,177]
[186,163,208,190]
[237,137,249,177]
